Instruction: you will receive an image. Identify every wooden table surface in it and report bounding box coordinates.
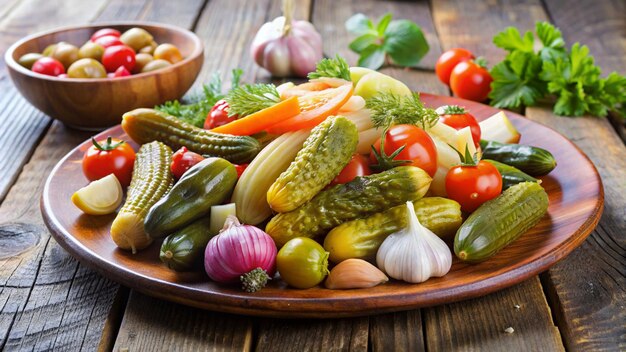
[0,0,624,351]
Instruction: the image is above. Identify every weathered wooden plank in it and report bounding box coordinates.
[424,277,564,351]
[1,0,206,350]
[428,1,567,350]
[113,291,253,352]
[525,105,626,351]
[369,310,424,352]
[256,317,369,352]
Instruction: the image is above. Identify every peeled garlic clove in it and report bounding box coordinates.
[325,258,388,290]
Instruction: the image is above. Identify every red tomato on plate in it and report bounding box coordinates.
[445,161,502,213]
[437,105,481,147]
[370,124,438,177]
[82,137,136,187]
[330,154,372,186]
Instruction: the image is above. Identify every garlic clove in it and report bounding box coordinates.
[325,258,388,290]
[262,38,291,77]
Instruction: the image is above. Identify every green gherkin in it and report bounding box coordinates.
[266,166,432,247]
[267,115,358,213]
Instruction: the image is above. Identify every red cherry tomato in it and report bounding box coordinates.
[450,60,493,102]
[102,45,136,72]
[370,124,438,177]
[330,154,372,186]
[31,57,65,76]
[113,66,131,78]
[94,35,124,49]
[438,105,481,147]
[435,48,474,85]
[82,137,136,187]
[234,164,248,178]
[445,161,502,213]
[204,99,238,129]
[91,28,121,42]
[171,147,205,180]
[58,73,69,78]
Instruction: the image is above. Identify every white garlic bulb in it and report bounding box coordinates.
[376,201,452,283]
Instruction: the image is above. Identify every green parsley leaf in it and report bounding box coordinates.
[366,92,439,130]
[489,51,546,109]
[493,27,534,53]
[225,83,280,117]
[346,13,429,70]
[308,55,351,81]
[383,20,429,67]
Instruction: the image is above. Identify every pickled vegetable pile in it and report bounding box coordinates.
[71,56,557,292]
[19,27,184,79]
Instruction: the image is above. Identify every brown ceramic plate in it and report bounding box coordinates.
[41,94,603,318]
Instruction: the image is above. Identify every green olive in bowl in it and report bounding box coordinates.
[18,53,44,69]
[67,58,107,78]
[78,42,105,61]
[141,59,171,73]
[51,42,79,69]
[133,53,153,73]
[120,27,154,51]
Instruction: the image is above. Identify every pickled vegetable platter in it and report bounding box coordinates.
[42,62,603,317]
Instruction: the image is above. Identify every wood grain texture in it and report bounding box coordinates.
[526,105,626,351]
[0,1,206,350]
[424,277,563,351]
[256,317,368,352]
[369,310,424,352]
[41,95,602,318]
[113,291,253,352]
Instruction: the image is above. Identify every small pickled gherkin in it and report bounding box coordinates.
[324,197,462,263]
[266,166,432,247]
[267,115,358,213]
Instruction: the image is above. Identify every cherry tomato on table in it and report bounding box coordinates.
[437,105,481,147]
[31,57,65,76]
[171,146,205,180]
[102,45,135,72]
[204,99,238,129]
[82,137,136,187]
[91,28,121,42]
[94,35,125,49]
[435,48,474,85]
[330,154,372,186]
[445,159,502,213]
[450,59,492,102]
[370,124,438,177]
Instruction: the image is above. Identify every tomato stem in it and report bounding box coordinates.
[370,129,412,172]
[441,105,467,115]
[92,136,125,151]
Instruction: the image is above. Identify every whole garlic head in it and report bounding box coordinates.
[376,201,452,283]
[250,0,323,77]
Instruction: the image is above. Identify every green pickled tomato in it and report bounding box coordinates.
[277,237,329,289]
[67,58,106,78]
[18,53,44,69]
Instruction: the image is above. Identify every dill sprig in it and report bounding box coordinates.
[225,83,280,117]
[307,55,351,81]
[366,92,438,130]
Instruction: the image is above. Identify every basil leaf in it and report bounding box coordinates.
[376,13,393,35]
[349,34,378,53]
[346,14,375,36]
[383,20,429,67]
[358,45,386,70]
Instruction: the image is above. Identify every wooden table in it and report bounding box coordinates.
[0,0,624,351]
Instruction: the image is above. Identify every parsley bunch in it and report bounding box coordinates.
[489,22,626,118]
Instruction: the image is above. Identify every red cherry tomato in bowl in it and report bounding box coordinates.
[437,105,481,147]
[102,45,135,72]
[113,66,131,78]
[204,99,238,129]
[330,154,372,186]
[94,35,125,48]
[82,137,136,187]
[450,59,492,102]
[370,124,437,177]
[31,57,65,76]
[171,146,205,180]
[91,28,121,42]
[445,160,502,213]
[435,48,474,85]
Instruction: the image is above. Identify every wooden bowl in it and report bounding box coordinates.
[5,22,203,130]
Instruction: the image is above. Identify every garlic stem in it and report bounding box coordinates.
[282,0,294,35]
